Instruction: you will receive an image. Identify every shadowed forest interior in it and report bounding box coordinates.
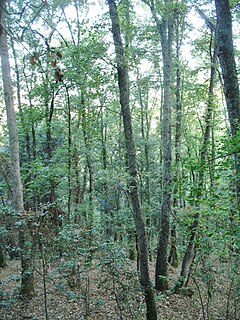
[0,0,239,319]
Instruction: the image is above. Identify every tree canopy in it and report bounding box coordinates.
[0,0,239,319]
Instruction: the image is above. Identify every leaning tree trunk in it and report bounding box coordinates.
[107,1,157,319]
[0,0,34,298]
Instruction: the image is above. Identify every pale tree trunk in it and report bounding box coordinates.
[0,0,34,298]
[0,1,23,211]
[107,1,157,319]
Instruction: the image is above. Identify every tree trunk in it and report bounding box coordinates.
[168,10,183,268]
[0,242,7,268]
[0,1,24,213]
[66,87,72,221]
[145,0,173,292]
[107,1,157,319]
[138,74,152,259]
[81,92,94,228]
[176,32,217,290]
[215,0,240,136]
[100,105,112,237]
[215,0,240,205]
[11,40,31,164]
[0,0,34,298]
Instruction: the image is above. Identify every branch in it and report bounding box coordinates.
[192,2,215,32]
[20,3,46,41]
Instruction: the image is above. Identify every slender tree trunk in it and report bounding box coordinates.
[107,1,157,319]
[138,74,152,259]
[66,87,72,221]
[22,64,37,161]
[168,12,183,268]
[11,41,31,163]
[176,33,217,290]
[0,242,7,268]
[145,0,173,292]
[45,88,61,226]
[100,105,111,237]
[0,0,34,298]
[22,67,38,210]
[81,92,94,228]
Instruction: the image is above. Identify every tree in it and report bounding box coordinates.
[0,0,34,298]
[168,7,184,268]
[0,242,7,268]
[143,0,174,292]
[214,0,240,206]
[176,28,218,290]
[107,0,157,319]
[215,0,240,136]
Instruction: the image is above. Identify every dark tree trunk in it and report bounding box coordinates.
[168,222,178,268]
[168,11,183,268]
[0,242,7,268]
[81,93,94,228]
[215,0,240,135]
[100,105,111,237]
[215,0,240,205]
[138,74,152,259]
[145,0,173,292]
[107,1,157,319]
[66,87,72,221]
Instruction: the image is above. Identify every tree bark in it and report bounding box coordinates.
[0,0,34,298]
[0,242,7,268]
[81,92,94,228]
[168,9,183,269]
[107,1,157,319]
[215,0,240,205]
[138,73,152,259]
[145,0,173,292]
[0,1,24,212]
[215,0,240,135]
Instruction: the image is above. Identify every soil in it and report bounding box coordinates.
[0,258,238,320]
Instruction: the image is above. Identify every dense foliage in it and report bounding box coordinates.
[0,0,239,319]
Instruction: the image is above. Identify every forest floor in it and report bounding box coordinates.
[0,257,238,320]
